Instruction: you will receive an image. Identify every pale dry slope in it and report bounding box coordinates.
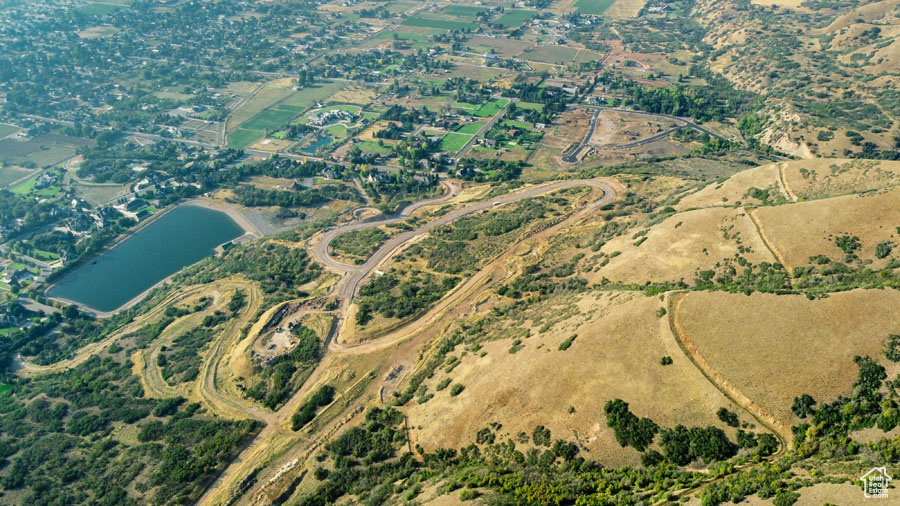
[590,206,776,285]
[753,186,900,271]
[675,289,900,432]
[406,290,746,467]
[675,162,780,210]
[782,159,900,200]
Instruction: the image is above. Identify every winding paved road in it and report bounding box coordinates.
[313,178,618,303]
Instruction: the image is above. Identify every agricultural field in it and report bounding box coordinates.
[401,15,478,31]
[574,0,616,15]
[0,166,34,188]
[495,9,537,28]
[0,123,20,138]
[228,129,266,150]
[227,80,350,148]
[0,133,89,167]
[520,45,579,64]
[73,182,130,206]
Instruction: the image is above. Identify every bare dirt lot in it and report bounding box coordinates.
[675,288,900,431]
[589,110,681,147]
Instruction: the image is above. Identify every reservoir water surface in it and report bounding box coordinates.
[48,205,244,312]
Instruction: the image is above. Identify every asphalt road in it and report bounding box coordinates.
[313,178,618,303]
[561,108,600,163]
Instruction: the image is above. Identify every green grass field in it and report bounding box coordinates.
[326,124,348,138]
[28,248,60,262]
[357,141,392,154]
[495,10,537,27]
[0,124,20,138]
[401,16,478,31]
[10,175,60,197]
[521,46,578,64]
[575,0,616,14]
[501,119,533,129]
[516,102,545,111]
[228,129,265,149]
[452,102,479,110]
[276,81,348,112]
[472,98,510,118]
[442,5,486,18]
[456,122,485,134]
[440,133,473,153]
[241,108,297,131]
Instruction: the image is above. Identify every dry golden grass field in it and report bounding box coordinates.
[753,186,900,271]
[589,206,776,285]
[674,289,900,431]
[604,0,650,18]
[675,162,781,210]
[405,290,748,467]
[781,159,900,200]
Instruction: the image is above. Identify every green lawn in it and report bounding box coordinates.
[495,10,537,27]
[10,175,38,195]
[456,122,485,134]
[501,119,533,129]
[357,141,392,154]
[516,102,545,111]
[452,101,479,110]
[575,0,616,15]
[440,133,473,153]
[228,128,265,149]
[326,124,348,138]
[28,248,59,261]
